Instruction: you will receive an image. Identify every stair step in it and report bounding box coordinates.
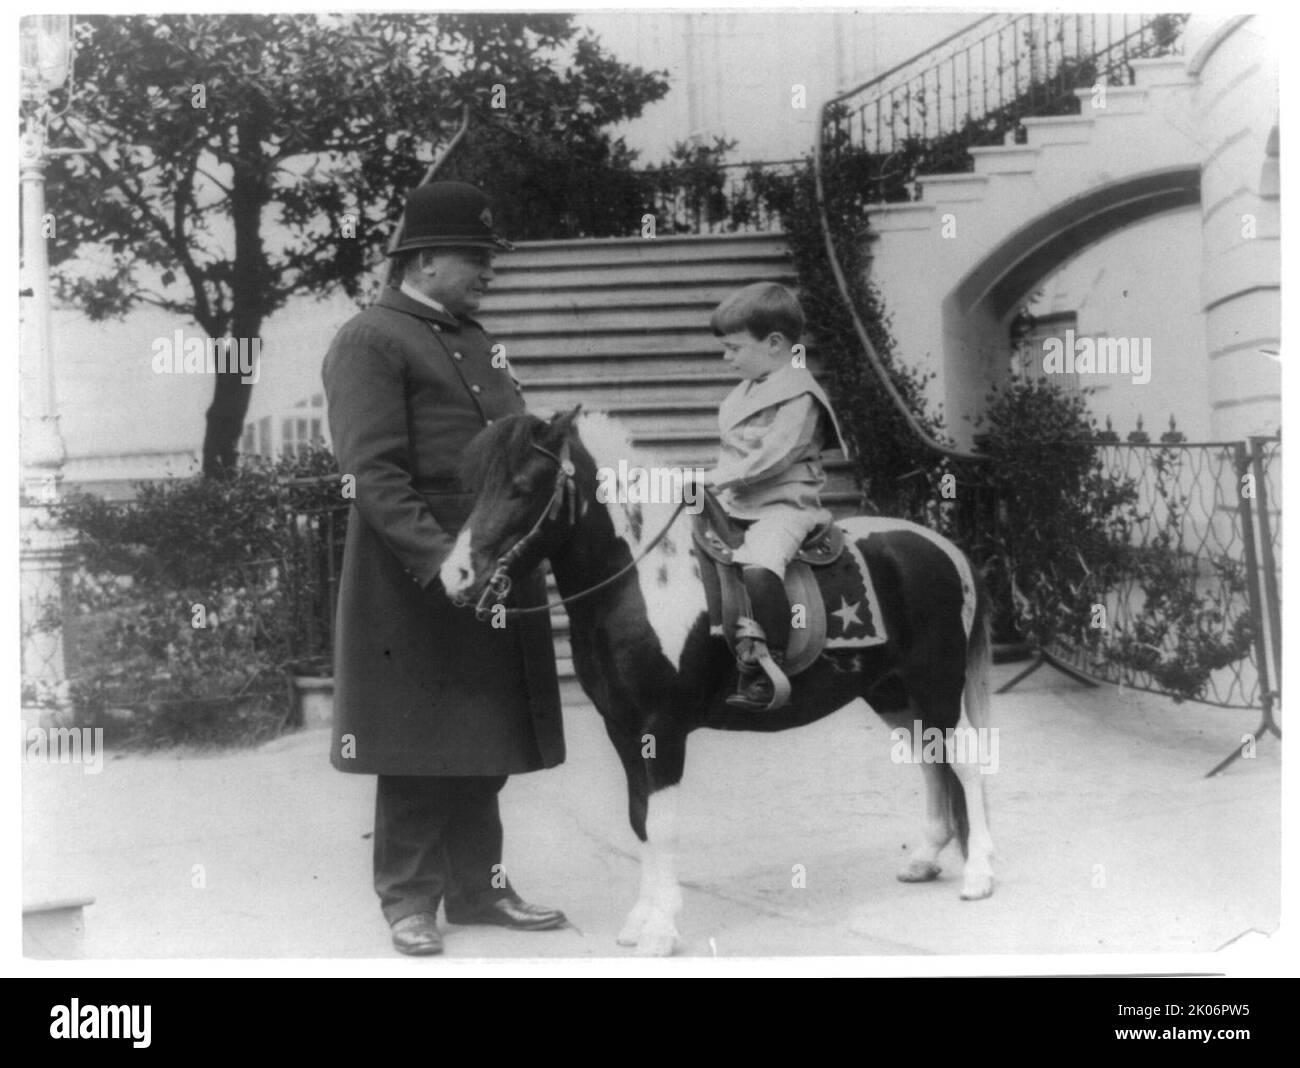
[490,259,797,292]
[1129,56,1193,89]
[915,172,990,203]
[489,305,724,333]
[1020,114,1095,147]
[1073,84,1149,114]
[501,232,790,269]
[968,144,1041,175]
[493,332,727,360]
[629,427,724,445]
[479,281,790,313]
[866,203,935,233]
[577,407,722,435]
[559,673,587,701]
[518,369,736,390]
[522,381,731,410]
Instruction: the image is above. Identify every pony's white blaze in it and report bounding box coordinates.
[577,413,707,670]
[839,516,977,639]
[440,525,475,596]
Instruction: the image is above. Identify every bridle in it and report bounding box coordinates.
[469,438,687,621]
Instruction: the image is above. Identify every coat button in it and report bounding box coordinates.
[471,384,482,394]
[485,418,495,426]
[453,351,463,361]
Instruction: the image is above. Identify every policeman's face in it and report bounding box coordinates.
[414,247,496,316]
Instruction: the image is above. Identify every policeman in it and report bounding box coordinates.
[322,182,566,956]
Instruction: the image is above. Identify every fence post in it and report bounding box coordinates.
[1206,441,1280,776]
[1249,436,1282,691]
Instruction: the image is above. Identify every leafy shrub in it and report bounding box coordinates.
[973,378,1139,645]
[46,446,342,749]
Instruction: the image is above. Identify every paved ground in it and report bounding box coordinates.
[22,660,1283,968]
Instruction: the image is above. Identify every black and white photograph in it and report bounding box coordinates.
[13,2,1289,981]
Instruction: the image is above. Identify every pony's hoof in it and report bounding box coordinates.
[634,928,679,957]
[960,874,994,900]
[616,908,649,946]
[897,859,942,883]
[632,915,680,956]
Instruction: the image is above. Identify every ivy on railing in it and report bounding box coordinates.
[1066,441,1264,705]
[749,158,950,519]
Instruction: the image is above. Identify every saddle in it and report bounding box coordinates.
[691,489,844,679]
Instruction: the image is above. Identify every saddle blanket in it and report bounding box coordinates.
[807,530,887,649]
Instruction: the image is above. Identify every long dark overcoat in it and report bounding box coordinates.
[321,287,564,776]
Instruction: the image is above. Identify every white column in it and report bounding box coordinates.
[1187,15,1281,440]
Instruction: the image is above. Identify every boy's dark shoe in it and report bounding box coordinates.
[727,566,793,710]
[726,625,790,711]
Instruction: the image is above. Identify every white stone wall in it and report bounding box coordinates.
[1186,15,1281,440]
[580,10,976,163]
[1025,209,1211,441]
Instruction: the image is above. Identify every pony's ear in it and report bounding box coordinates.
[546,403,582,442]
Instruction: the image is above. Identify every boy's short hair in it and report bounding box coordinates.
[709,282,804,343]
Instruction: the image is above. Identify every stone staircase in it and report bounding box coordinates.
[477,232,862,694]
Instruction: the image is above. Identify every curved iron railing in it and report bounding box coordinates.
[811,12,1191,464]
[822,12,1189,199]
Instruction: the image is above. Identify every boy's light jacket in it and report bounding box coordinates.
[714,364,849,520]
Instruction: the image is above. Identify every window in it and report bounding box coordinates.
[1011,310,1080,394]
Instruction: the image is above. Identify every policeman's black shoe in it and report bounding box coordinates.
[445,894,567,931]
[391,912,444,956]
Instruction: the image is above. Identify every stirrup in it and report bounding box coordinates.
[729,618,791,711]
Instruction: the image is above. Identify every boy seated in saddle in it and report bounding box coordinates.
[701,282,848,711]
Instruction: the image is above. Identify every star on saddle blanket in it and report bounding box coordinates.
[809,534,888,652]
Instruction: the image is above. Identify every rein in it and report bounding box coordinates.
[471,439,687,621]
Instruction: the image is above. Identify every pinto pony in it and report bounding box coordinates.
[440,408,995,956]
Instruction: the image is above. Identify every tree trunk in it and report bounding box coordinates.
[202,105,271,477]
[202,371,256,477]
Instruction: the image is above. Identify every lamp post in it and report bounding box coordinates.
[19,15,82,721]
[20,15,75,503]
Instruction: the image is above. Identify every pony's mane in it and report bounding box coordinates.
[458,413,546,491]
[573,410,704,665]
[571,410,639,474]
[573,411,685,548]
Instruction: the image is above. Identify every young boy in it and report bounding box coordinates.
[702,282,848,711]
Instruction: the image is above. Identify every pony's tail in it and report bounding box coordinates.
[964,577,993,733]
[947,576,993,859]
